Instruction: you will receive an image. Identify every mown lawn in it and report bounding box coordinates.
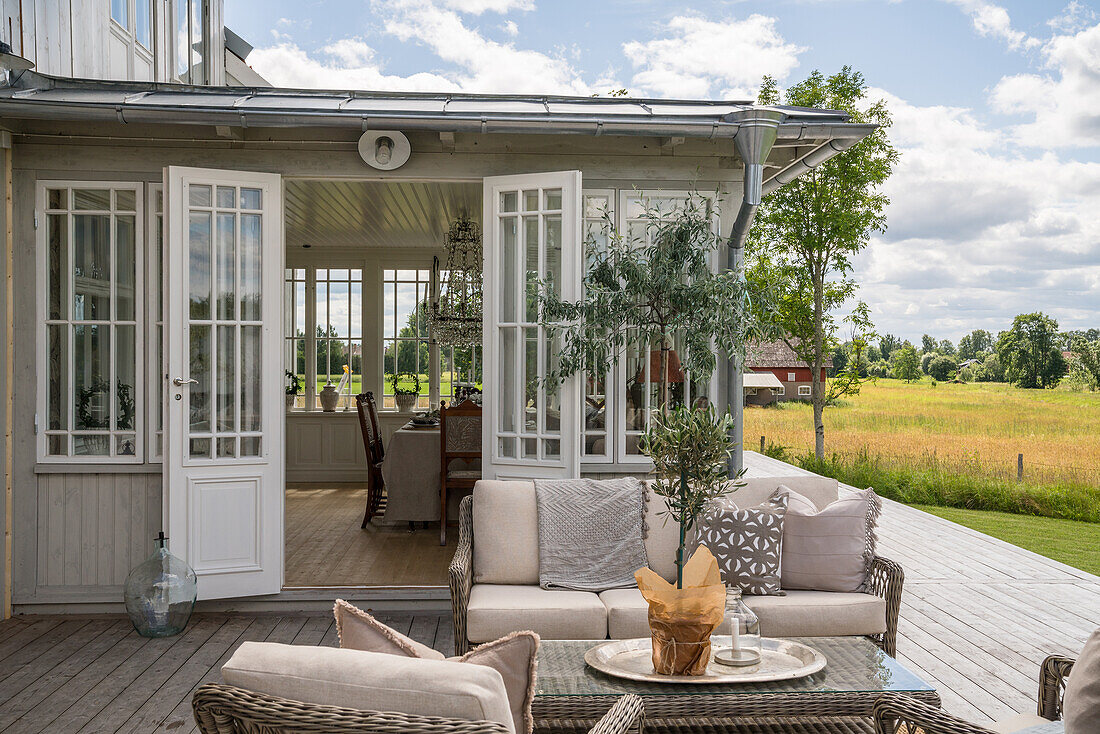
[914,505,1100,576]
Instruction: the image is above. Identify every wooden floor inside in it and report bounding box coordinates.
[284,485,456,587]
[1,453,1097,731]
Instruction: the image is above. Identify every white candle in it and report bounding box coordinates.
[730,618,740,651]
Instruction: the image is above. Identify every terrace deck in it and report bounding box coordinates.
[0,451,1096,732]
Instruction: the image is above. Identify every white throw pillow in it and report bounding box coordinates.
[775,485,881,593]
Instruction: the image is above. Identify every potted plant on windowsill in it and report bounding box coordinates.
[285,370,302,410]
[391,372,420,413]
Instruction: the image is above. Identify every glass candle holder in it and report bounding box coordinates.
[714,586,762,667]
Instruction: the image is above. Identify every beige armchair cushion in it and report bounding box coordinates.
[221,641,516,734]
[473,481,540,585]
[468,584,606,642]
[599,587,885,639]
[334,599,445,659]
[987,714,1060,733]
[1065,626,1100,733]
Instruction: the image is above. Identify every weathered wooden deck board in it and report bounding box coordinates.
[0,451,1096,732]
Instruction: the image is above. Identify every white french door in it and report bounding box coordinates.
[482,171,583,480]
[164,166,284,600]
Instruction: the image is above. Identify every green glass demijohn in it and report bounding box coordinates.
[124,532,197,638]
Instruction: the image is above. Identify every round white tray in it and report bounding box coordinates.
[583,637,827,684]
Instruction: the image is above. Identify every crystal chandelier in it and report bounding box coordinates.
[430,216,483,346]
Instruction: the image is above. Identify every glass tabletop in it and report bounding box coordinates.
[535,637,935,697]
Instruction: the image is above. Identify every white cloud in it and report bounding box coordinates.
[990,22,1100,148]
[622,14,804,98]
[850,88,1100,341]
[942,0,1041,51]
[500,20,518,37]
[1048,1,1097,34]
[439,0,533,13]
[248,39,461,91]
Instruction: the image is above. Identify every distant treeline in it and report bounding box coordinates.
[831,313,1100,390]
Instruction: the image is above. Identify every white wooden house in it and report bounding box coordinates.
[0,2,874,617]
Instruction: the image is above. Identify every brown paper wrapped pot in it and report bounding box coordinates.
[634,546,726,676]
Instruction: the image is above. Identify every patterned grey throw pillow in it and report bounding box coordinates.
[694,494,788,595]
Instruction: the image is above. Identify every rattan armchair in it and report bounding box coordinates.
[193,683,644,734]
[873,655,1075,733]
[449,495,905,657]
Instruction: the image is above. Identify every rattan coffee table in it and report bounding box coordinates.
[533,637,939,733]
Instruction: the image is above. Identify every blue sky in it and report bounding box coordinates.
[227,0,1100,344]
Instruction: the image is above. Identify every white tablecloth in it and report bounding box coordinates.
[382,426,441,523]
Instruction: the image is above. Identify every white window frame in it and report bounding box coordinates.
[788,372,797,382]
[171,0,213,85]
[579,189,616,464]
[798,385,812,397]
[613,189,719,466]
[380,265,433,412]
[147,183,164,462]
[36,181,146,464]
[776,385,785,396]
[109,0,156,80]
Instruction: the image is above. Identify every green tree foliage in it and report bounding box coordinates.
[921,334,936,354]
[829,343,849,377]
[927,354,957,381]
[543,193,774,413]
[957,329,993,360]
[878,333,901,361]
[939,339,956,356]
[981,352,1004,382]
[1064,335,1100,391]
[997,312,1067,389]
[920,352,935,375]
[865,344,882,363]
[868,360,889,378]
[747,67,897,459]
[891,343,920,382]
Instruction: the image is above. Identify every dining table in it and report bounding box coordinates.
[382,423,443,524]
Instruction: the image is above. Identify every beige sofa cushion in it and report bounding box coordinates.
[221,641,515,734]
[459,631,539,734]
[598,587,885,639]
[987,714,1059,733]
[473,481,540,585]
[730,476,839,511]
[643,487,681,583]
[468,584,607,643]
[778,487,881,593]
[1064,626,1100,733]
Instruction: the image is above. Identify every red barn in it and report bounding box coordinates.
[745,341,830,401]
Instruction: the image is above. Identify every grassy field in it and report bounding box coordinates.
[745,379,1100,487]
[914,505,1100,576]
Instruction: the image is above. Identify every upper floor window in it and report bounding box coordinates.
[109,0,155,81]
[38,184,144,462]
[174,0,207,84]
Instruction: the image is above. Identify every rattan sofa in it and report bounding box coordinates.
[872,655,1074,733]
[450,477,904,657]
[193,683,644,734]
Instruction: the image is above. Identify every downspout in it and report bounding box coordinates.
[725,112,781,476]
[2,131,11,620]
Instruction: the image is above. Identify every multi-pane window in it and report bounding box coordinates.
[440,343,482,406]
[284,267,363,411]
[383,269,431,409]
[580,191,614,461]
[174,0,207,83]
[40,185,143,460]
[148,186,164,459]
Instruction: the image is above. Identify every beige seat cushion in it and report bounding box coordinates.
[468,584,606,642]
[987,713,1059,733]
[334,599,446,659]
[1064,626,1100,733]
[473,481,540,585]
[222,641,515,734]
[730,476,839,511]
[745,590,887,637]
[599,587,886,639]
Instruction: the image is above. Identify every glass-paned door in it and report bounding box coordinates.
[164,167,283,600]
[482,172,582,479]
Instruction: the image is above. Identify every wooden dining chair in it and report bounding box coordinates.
[439,399,482,545]
[355,392,386,528]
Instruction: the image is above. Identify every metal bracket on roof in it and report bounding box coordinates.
[115,105,125,124]
[594,120,603,136]
[239,111,248,128]
[481,118,488,134]
[541,98,551,115]
[122,91,151,104]
[439,131,456,152]
[710,122,720,139]
[362,117,370,132]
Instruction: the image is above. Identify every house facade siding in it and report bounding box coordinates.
[6,119,743,610]
[749,366,829,401]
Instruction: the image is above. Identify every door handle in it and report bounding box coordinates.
[173,377,199,386]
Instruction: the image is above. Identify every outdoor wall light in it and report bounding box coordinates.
[358,130,411,170]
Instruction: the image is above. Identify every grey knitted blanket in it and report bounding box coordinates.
[534,477,649,591]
